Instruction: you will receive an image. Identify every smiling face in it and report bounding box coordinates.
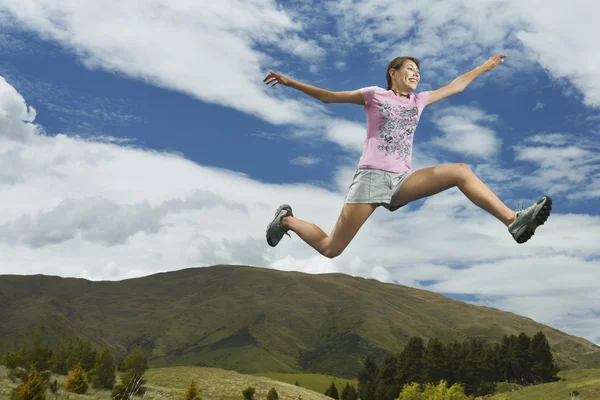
[387,57,421,94]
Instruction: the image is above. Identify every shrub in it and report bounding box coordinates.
[180,379,203,400]
[10,368,47,400]
[8,367,28,383]
[397,380,470,400]
[242,386,256,400]
[48,380,59,395]
[64,363,88,394]
[267,388,279,400]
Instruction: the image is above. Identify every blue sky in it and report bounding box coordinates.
[1,0,599,346]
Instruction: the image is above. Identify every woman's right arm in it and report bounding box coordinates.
[264,71,365,105]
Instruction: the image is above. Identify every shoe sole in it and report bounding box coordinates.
[516,196,552,244]
[266,204,292,247]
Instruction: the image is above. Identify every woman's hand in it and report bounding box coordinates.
[263,70,291,87]
[481,54,507,71]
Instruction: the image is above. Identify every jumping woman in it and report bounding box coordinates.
[263,54,552,258]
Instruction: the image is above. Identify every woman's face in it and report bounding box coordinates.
[390,61,420,91]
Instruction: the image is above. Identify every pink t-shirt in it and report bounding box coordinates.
[358,86,430,173]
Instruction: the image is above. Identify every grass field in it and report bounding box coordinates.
[252,372,358,395]
[494,369,600,400]
[0,365,337,400]
[2,364,598,400]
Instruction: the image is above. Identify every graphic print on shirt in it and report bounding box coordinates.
[377,102,420,160]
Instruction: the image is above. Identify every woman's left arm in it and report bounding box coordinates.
[427,54,507,105]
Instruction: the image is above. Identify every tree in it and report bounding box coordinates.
[242,386,255,400]
[181,379,203,400]
[64,363,88,394]
[357,356,379,400]
[1,350,25,370]
[324,381,339,400]
[529,332,559,383]
[423,338,448,384]
[375,353,400,400]
[92,345,116,390]
[267,388,279,400]
[10,367,47,400]
[49,341,69,375]
[119,347,149,395]
[24,332,52,372]
[514,333,532,384]
[341,383,358,400]
[397,336,425,387]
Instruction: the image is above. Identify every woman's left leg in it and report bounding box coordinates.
[391,163,516,226]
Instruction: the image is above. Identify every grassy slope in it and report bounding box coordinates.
[0,365,338,400]
[1,265,599,377]
[499,369,600,400]
[253,372,358,395]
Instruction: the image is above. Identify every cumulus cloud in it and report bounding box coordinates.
[429,106,502,158]
[326,0,600,108]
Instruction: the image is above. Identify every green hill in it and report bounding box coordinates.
[487,369,600,399]
[1,265,598,377]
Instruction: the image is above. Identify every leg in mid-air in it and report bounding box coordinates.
[390,163,551,243]
[266,203,377,258]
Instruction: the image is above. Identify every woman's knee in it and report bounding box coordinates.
[322,246,344,259]
[454,163,473,183]
[321,239,345,259]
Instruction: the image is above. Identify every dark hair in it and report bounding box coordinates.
[386,57,421,90]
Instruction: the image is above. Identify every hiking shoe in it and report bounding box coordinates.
[508,196,552,244]
[266,204,293,247]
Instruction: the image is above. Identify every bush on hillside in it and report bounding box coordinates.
[267,388,279,400]
[180,379,203,400]
[64,363,88,394]
[397,380,470,400]
[10,368,47,400]
[242,386,256,400]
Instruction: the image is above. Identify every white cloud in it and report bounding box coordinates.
[429,106,502,158]
[291,156,320,166]
[513,139,600,199]
[326,0,600,109]
[0,0,321,126]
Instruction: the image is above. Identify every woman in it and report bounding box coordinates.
[263,54,551,258]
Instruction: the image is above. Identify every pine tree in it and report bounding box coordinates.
[529,331,559,383]
[446,341,465,386]
[266,388,279,400]
[78,340,97,372]
[181,379,202,400]
[497,335,513,382]
[64,363,88,394]
[25,332,52,371]
[515,333,532,384]
[10,367,47,400]
[92,345,116,390]
[49,340,69,375]
[397,336,425,387]
[324,381,339,400]
[423,338,448,384]
[343,384,358,400]
[357,356,379,400]
[119,346,148,395]
[374,353,400,400]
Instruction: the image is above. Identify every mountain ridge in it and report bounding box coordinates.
[0,264,598,377]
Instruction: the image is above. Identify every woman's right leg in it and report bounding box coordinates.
[281,203,377,259]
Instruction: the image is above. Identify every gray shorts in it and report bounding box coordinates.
[344,168,412,212]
